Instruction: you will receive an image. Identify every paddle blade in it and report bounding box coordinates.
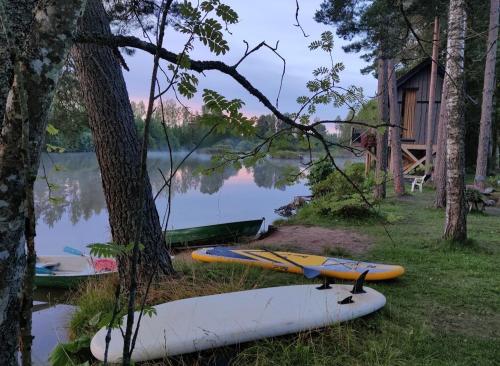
[303,267,321,279]
[64,246,84,256]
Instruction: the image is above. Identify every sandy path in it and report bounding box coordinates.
[246,225,372,255]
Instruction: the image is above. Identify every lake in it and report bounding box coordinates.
[35,152,357,255]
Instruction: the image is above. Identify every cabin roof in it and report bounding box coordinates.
[397,58,445,88]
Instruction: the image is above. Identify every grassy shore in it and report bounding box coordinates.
[65,188,499,365]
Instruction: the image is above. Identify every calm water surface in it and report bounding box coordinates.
[35,152,356,255]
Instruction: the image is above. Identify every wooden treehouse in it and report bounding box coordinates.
[352,59,444,176]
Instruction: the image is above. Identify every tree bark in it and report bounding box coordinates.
[20,184,36,366]
[387,59,405,196]
[492,104,498,171]
[0,0,37,128]
[0,1,86,363]
[434,78,449,208]
[425,16,440,175]
[71,0,174,285]
[374,56,389,200]
[474,0,499,190]
[443,0,467,242]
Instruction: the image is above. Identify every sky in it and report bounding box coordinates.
[123,0,376,122]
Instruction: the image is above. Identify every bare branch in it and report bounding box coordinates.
[233,40,286,107]
[293,0,309,37]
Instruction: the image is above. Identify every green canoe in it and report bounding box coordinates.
[166,218,264,248]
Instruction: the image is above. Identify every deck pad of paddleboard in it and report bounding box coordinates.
[91,284,386,362]
[192,247,404,281]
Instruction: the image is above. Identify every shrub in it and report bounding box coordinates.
[465,187,488,212]
[311,162,372,197]
[309,193,375,220]
[305,162,375,220]
[487,175,500,189]
[307,160,335,187]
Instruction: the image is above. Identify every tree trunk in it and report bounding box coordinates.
[374,56,389,200]
[492,105,498,171]
[434,78,449,208]
[0,0,37,128]
[0,1,86,363]
[20,185,36,366]
[474,0,499,190]
[425,16,440,175]
[443,0,467,242]
[387,59,405,196]
[72,0,174,285]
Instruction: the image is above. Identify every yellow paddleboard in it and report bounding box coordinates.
[192,247,405,281]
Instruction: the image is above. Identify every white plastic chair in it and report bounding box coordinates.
[411,174,430,192]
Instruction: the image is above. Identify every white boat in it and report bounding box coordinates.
[90,283,386,362]
[35,255,116,288]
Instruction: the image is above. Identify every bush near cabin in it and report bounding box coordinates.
[307,163,376,219]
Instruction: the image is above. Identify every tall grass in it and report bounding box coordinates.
[62,189,499,365]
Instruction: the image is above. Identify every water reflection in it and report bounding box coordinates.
[35,152,312,254]
[36,153,301,227]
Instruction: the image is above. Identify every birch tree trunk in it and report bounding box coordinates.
[425,16,440,175]
[474,0,499,190]
[434,78,449,208]
[0,1,86,363]
[0,0,37,127]
[443,0,467,242]
[374,56,389,200]
[387,59,405,196]
[72,0,174,285]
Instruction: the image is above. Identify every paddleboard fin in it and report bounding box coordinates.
[316,277,333,290]
[338,295,354,305]
[351,270,369,294]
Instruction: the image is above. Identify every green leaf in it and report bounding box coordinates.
[309,31,334,53]
[177,72,198,99]
[46,143,65,153]
[49,336,91,366]
[47,182,60,191]
[87,311,102,327]
[87,242,124,258]
[197,18,229,55]
[313,66,329,77]
[296,96,308,104]
[143,305,157,318]
[216,4,238,24]
[200,1,215,12]
[49,196,65,205]
[46,123,59,136]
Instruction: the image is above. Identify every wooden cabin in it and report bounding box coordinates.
[352,59,445,175]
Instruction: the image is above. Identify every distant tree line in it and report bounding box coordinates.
[45,71,334,156]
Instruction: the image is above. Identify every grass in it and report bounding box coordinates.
[67,188,500,365]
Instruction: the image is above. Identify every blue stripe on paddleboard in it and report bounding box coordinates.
[206,247,257,261]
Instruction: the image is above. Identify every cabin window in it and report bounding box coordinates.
[402,89,417,139]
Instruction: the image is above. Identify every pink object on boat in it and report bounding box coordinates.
[93,258,117,272]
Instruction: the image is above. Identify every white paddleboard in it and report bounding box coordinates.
[91,284,386,363]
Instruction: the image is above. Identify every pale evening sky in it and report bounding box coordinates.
[123,0,376,121]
